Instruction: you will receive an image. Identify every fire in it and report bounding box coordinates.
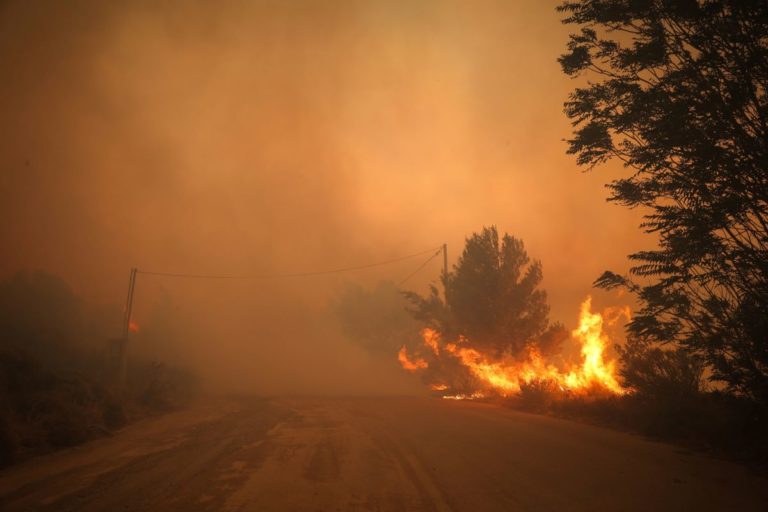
[442,392,485,400]
[564,297,624,395]
[397,296,627,398]
[398,346,428,371]
[129,320,140,333]
[423,328,440,355]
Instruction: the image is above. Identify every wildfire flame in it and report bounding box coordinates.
[397,296,627,398]
[423,328,440,355]
[398,346,428,371]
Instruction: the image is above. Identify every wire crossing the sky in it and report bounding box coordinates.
[398,248,443,286]
[135,245,443,280]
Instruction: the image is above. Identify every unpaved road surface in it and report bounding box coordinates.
[1,397,766,511]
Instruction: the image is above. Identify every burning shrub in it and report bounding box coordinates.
[403,227,565,359]
[397,228,631,401]
[397,297,628,401]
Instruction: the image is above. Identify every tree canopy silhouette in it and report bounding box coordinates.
[558,1,768,402]
[0,271,85,365]
[332,280,422,356]
[404,226,566,358]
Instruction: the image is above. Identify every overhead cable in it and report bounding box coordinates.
[398,248,443,286]
[136,246,443,280]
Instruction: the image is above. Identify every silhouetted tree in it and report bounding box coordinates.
[617,337,705,400]
[0,270,85,365]
[332,280,422,356]
[558,1,768,401]
[404,227,566,358]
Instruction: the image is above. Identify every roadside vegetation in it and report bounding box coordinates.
[0,271,198,467]
[558,0,768,407]
[509,367,768,467]
[546,0,768,466]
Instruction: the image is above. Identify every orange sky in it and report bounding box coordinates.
[0,0,650,392]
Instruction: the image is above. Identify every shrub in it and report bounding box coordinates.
[617,337,704,402]
[518,378,566,412]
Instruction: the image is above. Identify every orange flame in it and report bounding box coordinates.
[423,328,440,355]
[564,297,624,395]
[398,296,627,398]
[397,346,428,371]
[129,320,140,333]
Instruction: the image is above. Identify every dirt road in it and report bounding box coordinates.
[0,397,766,511]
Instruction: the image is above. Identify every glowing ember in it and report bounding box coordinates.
[129,320,140,333]
[442,392,485,400]
[397,296,627,398]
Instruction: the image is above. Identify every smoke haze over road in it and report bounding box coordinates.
[0,0,648,394]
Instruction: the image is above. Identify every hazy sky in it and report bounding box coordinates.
[0,0,649,392]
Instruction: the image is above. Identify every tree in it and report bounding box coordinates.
[404,227,566,358]
[558,1,768,401]
[0,271,85,365]
[617,336,704,401]
[332,280,422,356]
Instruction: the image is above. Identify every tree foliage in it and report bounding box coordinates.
[0,271,85,365]
[617,336,704,400]
[332,280,422,356]
[404,227,566,358]
[558,1,768,401]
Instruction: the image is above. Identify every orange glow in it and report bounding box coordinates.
[400,296,627,399]
[564,297,624,395]
[398,346,428,371]
[442,392,485,400]
[129,320,140,333]
[423,328,440,355]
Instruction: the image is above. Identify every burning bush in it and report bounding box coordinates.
[403,227,568,359]
[399,228,628,401]
[397,297,628,400]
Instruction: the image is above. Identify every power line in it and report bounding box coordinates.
[399,248,443,286]
[135,246,443,280]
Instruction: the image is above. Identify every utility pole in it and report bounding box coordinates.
[111,267,137,388]
[442,243,448,280]
[123,267,138,336]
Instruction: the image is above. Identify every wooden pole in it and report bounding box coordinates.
[442,243,448,280]
[123,267,137,336]
[116,267,137,387]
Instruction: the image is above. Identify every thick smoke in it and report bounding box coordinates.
[0,0,647,394]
